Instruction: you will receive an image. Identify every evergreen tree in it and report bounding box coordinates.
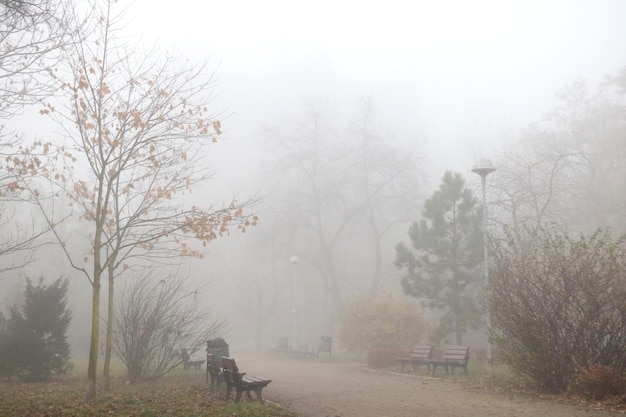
[0,312,10,377]
[395,171,482,344]
[7,277,72,381]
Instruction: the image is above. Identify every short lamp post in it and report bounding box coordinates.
[471,158,496,377]
[289,255,300,350]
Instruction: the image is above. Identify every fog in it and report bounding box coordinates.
[2,0,626,356]
[126,0,626,190]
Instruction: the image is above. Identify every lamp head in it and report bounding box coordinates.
[471,158,496,177]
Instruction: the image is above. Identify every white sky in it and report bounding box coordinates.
[44,1,626,194]
[125,0,626,190]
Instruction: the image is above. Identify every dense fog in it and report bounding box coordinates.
[2,0,626,357]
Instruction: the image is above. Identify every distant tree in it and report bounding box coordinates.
[490,69,626,237]
[395,171,482,344]
[114,271,227,381]
[4,277,72,381]
[347,97,424,296]
[260,97,423,336]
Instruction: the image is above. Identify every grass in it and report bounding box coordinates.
[0,362,297,417]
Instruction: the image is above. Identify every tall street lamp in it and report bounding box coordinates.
[471,158,496,377]
[289,255,300,350]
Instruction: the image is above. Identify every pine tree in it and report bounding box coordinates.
[7,277,72,381]
[395,171,482,344]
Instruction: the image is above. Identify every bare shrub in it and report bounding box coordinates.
[113,271,227,381]
[490,227,626,393]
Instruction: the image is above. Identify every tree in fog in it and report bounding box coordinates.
[490,227,626,393]
[0,0,74,118]
[19,0,255,399]
[114,271,226,381]
[491,68,626,237]
[395,171,482,344]
[348,97,424,296]
[262,98,423,334]
[490,136,572,237]
[0,0,76,270]
[2,277,72,381]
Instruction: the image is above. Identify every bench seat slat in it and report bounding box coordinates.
[428,346,470,376]
[222,357,272,404]
[397,345,434,372]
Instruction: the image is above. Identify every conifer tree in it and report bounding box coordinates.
[6,277,72,381]
[395,171,482,344]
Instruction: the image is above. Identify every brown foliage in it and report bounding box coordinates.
[571,364,626,401]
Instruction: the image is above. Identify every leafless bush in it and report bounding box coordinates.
[113,271,227,381]
[490,227,626,393]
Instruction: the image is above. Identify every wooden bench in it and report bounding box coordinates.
[222,357,272,404]
[181,348,205,370]
[397,345,434,372]
[291,345,318,359]
[428,346,470,376]
[268,337,289,355]
[205,353,223,390]
[317,335,332,357]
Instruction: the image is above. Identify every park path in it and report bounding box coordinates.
[232,350,619,417]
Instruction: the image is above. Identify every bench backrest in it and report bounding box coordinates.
[411,345,434,360]
[275,337,289,351]
[442,346,470,363]
[318,336,332,354]
[222,357,243,385]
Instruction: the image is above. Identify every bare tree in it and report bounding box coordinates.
[19,0,255,400]
[347,97,424,296]
[260,97,424,336]
[114,270,226,381]
[1,0,75,118]
[491,71,626,237]
[0,0,76,273]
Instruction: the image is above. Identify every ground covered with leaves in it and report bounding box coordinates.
[0,371,296,417]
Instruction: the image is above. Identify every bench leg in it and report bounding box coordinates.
[254,387,265,404]
[235,389,244,403]
[225,385,233,402]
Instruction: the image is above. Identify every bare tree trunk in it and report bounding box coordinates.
[86,276,100,401]
[103,268,114,391]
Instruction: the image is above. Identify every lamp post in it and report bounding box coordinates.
[471,158,496,377]
[289,255,300,350]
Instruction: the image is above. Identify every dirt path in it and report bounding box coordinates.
[233,351,620,417]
